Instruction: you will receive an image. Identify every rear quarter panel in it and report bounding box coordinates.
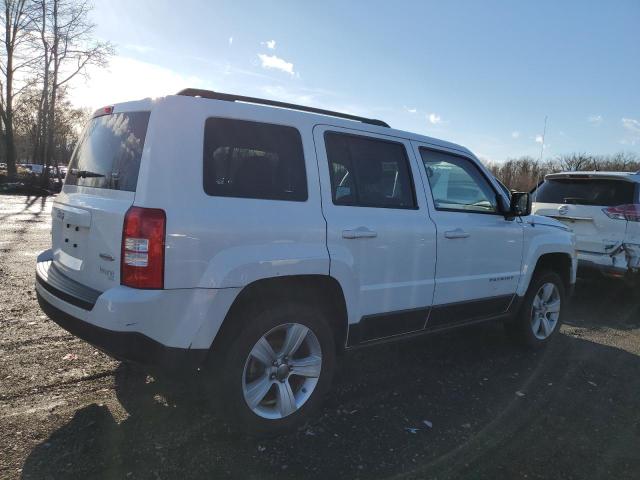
[134,96,329,290]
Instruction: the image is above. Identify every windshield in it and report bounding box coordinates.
[65,111,150,191]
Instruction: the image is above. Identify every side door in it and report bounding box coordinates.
[411,144,524,327]
[314,126,437,344]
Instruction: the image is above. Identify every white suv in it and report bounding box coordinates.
[36,89,577,434]
[533,171,640,280]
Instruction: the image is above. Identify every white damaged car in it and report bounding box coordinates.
[533,171,640,280]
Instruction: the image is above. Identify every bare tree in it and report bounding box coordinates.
[12,83,86,170]
[0,0,35,177]
[0,0,111,188]
[33,0,112,181]
[557,152,593,172]
[488,152,640,190]
[32,0,50,169]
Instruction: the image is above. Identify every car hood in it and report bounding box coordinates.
[525,214,572,232]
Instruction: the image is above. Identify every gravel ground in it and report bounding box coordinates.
[1,193,639,480]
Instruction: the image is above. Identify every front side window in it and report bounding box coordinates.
[420,148,498,213]
[324,132,417,209]
[203,118,307,201]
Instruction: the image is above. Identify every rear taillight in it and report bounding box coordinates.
[603,204,640,222]
[121,207,166,289]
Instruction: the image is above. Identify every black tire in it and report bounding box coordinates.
[505,269,566,349]
[206,300,336,436]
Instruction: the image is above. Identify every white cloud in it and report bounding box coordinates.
[189,55,275,81]
[404,106,417,114]
[511,130,520,139]
[228,36,233,46]
[535,134,544,143]
[587,114,603,125]
[257,53,295,75]
[621,117,640,145]
[428,113,442,124]
[622,117,640,135]
[260,85,314,104]
[68,56,207,110]
[263,39,276,50]
[257,85,372,118]
[124,44,154,54]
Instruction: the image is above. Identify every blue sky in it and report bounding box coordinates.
[71,0,640,163]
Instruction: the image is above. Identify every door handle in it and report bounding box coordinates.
[342,227,378,239]
[444,228,470,239]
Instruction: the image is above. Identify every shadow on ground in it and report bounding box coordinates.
[21,288,640,480]
[565,277,640,331]
[0,194,48,221]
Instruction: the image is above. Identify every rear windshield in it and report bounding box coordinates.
[535,178,637,206]
[66,111,150,191]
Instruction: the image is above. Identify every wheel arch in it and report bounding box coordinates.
[518,229,576,297]
[209,274,349,356]
[530,252,573,293]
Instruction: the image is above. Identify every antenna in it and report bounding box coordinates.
[532,115,548,207]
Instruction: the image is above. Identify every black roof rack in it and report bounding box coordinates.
[176,88,390,128]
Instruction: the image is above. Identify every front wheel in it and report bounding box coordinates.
[211,302,336,435]
[505,270,566,348]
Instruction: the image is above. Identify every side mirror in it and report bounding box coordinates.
[509,192,532,217]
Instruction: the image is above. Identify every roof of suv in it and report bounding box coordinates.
[114,88,475,160]
[545,171,640,182]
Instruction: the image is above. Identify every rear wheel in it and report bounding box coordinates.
[210,302,336,435]
[506,270,565,348]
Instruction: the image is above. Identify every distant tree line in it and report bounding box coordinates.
[0,0,113,181]
[486,152,640,191]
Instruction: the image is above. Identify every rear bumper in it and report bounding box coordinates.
[34,250,240,371]
[578,258,627,277]
[37,291,207,371]
[578,246,640,278]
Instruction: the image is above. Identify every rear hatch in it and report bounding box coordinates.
[532,176,637,254]
[51,109,151,292]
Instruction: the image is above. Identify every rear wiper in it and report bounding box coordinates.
[71,169,105,178]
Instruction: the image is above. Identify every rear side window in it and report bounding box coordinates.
[203,118,307,201]
[66,111,150,192]
[324,132,417,209]
[535,179,636,206]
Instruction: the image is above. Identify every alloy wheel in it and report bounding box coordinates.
[530,282,561,340]
[242,323,322,419]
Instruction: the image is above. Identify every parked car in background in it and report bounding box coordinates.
[49,165,67,179]
[19,163,45,175]
[36,89,577,434]
[45,165,67,192]
[533,171,640,280]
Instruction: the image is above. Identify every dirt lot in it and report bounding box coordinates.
[1,194,639,480]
